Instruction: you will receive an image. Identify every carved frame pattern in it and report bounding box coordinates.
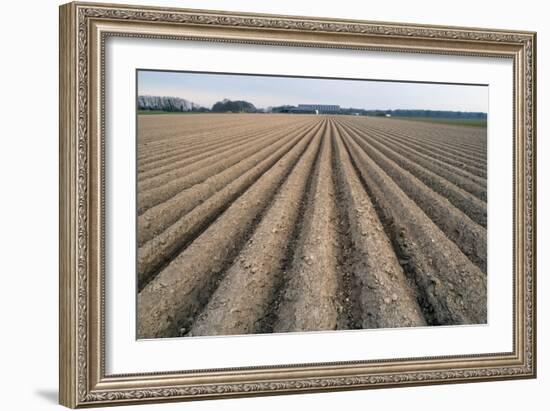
[59,2,536,408]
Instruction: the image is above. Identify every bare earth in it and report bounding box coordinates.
[135,114,487,339]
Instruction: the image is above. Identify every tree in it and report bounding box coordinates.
[211,98,256,113]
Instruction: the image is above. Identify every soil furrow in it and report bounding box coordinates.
[137,121,324,289]
[393,126,487,156]
[340,120,488,227]
[137,122,313,215]
[137,122,316,247]
[345,119,488,178]
[138,120,314,182]
[139,125,284,178]
[340,119,487,198]
[136,122,322,330]
[137,123,300,194]
[138,118,312,175]
[330,126,363,331]
[186,123,325,337]
[357,117,487,156]
[137,115,284,153]
[136,113,488,338]
[361,121,487,167]
[340,128,487,325]
[272,122,341,333]
[332,122,427,328]
[388,129,487,158]
[138,114,312,153]
[339,122,487,272]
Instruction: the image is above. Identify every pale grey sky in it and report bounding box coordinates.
[138,70,488,112]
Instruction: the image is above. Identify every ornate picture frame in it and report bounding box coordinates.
[59,1,536,407]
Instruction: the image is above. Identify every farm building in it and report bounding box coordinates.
[296,104,341,113]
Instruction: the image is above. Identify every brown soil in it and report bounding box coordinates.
[136,114,488,338]
[187,122,325,336]
[137,120,319,338]
[340,119,487,200]
[338,123,487,272]
[272,121,341,333]
[137,122,317,247]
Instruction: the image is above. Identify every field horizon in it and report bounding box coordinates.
[137,111,488,127]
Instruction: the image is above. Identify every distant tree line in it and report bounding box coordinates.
[360,109,487,119]
[271,105,486,119]
[138,96,486,119]
[138,96,260,113]
[269,105,296,113]
[211,99,257,113]
[138,95,205,112]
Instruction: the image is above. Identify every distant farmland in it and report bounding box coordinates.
[136,114,487,339]
[390,117,488,127]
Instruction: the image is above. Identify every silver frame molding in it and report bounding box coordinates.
[59,2,536,408]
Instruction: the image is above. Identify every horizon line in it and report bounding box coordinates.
[137,95,488,114]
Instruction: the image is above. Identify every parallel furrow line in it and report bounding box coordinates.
[345,119,487,177]
[137,115,273,148]
[338,122,487,271]
[138,115,312,156]
[138,122,304,193]
[361,118,487,155]
[362,121,488,165]
[137,119,302,170]
[137,119,323,338]
[340,120,487,225]
[331,122,427,328]
[347,118,487,165]
[273,122,341,333]
[345,122,487,196]
[137,122,313,215]
[138,120,313,181]
[340,126,487,325]
[187,123,324,336]
[137,121,318,247]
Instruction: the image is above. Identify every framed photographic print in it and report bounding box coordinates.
[59,2,537,408]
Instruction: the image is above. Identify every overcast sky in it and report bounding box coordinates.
[138,70,488,112]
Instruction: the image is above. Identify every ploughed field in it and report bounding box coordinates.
[136,114,487,339]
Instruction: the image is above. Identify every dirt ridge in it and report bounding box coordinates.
[136,114,488,338]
